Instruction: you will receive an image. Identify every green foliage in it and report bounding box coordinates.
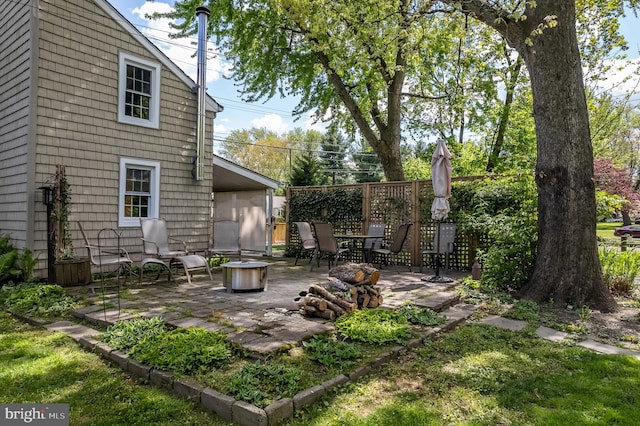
[503,299,540,322]
[289,151,327,186]
[599,245,640,295]
[302,334,361,368]
[450,175,538,291]
[18,249,39,283]
[335,309,411,344]
[132,327,232,375]
[227,361,303,408]
[397,303,446,327]
[595,190,626,221]
[0,234,23,284]
[0,283,78,317]
[208,256,230,268]
[101,316,166,353]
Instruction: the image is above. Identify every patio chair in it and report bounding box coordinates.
[420,223,457,273]
[140,218,188,260]
[78,222,133,288]
[310,222,350,270]
[293,221,316,265]
[210,220,241,261]
[362,222,385,262]
[371,223,413,272]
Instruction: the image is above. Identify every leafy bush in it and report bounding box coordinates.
[0,283,78,317]
[302,334,361,368]
[451,175,538,291]
[335,309,411,344]
[101,316,165,353]
[131,327,232,375]
[397,303,446,327]
[599,245,640,295]
[227,361,303,408]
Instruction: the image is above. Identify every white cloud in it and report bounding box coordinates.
[303,110,328,133]
[593,58,640,98]
[250,114,290,133]
[132,1,226,84]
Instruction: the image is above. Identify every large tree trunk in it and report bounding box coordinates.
[454,0,616,311]
[514,2,616,311]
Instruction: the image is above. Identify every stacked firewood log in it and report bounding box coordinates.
[297,263,383,321]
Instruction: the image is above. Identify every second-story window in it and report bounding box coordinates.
[118,53,161,128]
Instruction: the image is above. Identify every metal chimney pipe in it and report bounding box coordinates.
[195,6,210,181]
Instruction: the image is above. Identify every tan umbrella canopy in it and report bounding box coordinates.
[423,138,454,283]
[431,139,452,221]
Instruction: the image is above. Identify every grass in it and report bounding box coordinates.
[0,312,229,426]
[596,221,623,239]
[4,311,640,425]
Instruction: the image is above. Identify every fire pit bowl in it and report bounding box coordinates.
[221,261,269,293]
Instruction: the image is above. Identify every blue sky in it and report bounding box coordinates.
[107,0,640,138]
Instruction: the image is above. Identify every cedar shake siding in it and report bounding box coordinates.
[0,0,220,278]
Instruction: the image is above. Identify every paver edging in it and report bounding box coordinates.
[4,290,478,426]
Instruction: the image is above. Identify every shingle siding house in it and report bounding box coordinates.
[0,0,224,278]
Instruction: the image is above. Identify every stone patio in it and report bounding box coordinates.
[66,256,470,355]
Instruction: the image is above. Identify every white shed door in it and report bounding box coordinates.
[214,191,266,252]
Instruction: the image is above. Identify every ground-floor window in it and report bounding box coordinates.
[119,158,160,227]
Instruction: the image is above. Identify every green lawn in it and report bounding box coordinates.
[3,312,640,425]
[597,221,623,240]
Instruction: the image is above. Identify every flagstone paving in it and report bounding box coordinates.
[66,257,469,355]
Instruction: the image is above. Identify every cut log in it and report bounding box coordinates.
[367,296,379,308]
[301,304,335,320]
[357,293,371,309]
[363,285,380,296]
[329,263,380,285]
[308,284,357,312]
[300,295,328,311]
[323,299,346,316]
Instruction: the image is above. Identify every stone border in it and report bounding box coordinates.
[10,302,476,426]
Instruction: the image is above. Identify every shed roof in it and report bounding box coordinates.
[212,155,280,192]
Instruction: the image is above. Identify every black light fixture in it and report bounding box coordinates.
[39,186,54,206]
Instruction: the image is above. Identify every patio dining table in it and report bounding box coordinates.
[334,233,381,263]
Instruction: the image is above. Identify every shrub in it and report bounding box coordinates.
[397,303,446,327]
[101,316,166,353]
[335,309,411,344]
[451,175,538,291]
[0,283,78,317]
[131,327,232,375]
[302,334,361,368]
[599,246,640,295]
[227,361,303,408]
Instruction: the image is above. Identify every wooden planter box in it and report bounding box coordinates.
[55,257,91,287]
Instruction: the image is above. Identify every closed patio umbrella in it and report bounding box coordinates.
[423,139,453,283]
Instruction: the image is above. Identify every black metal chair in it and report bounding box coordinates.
[371,223,413,272]
[310,222,350,270]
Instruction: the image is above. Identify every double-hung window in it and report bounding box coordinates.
[119,158,160,227]
[118,53,161,128]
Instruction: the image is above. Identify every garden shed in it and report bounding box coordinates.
[212,155,280,255]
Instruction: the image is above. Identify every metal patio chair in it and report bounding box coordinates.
[371,223,413,272]
[310,222,350,270]
[293,221,317,265]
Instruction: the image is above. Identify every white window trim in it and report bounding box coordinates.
[118,158,161,227]
[118,52,161,129]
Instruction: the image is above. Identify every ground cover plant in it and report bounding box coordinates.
[0,282,79,318]
[100,317,233,375]
[5,309,640,425]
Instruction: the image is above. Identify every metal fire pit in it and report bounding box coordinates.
[222,261,269,293]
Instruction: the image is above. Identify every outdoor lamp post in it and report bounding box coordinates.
[39,185,55,283]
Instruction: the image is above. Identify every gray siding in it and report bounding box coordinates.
[31,0,213,276]
[0,0,34,248]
